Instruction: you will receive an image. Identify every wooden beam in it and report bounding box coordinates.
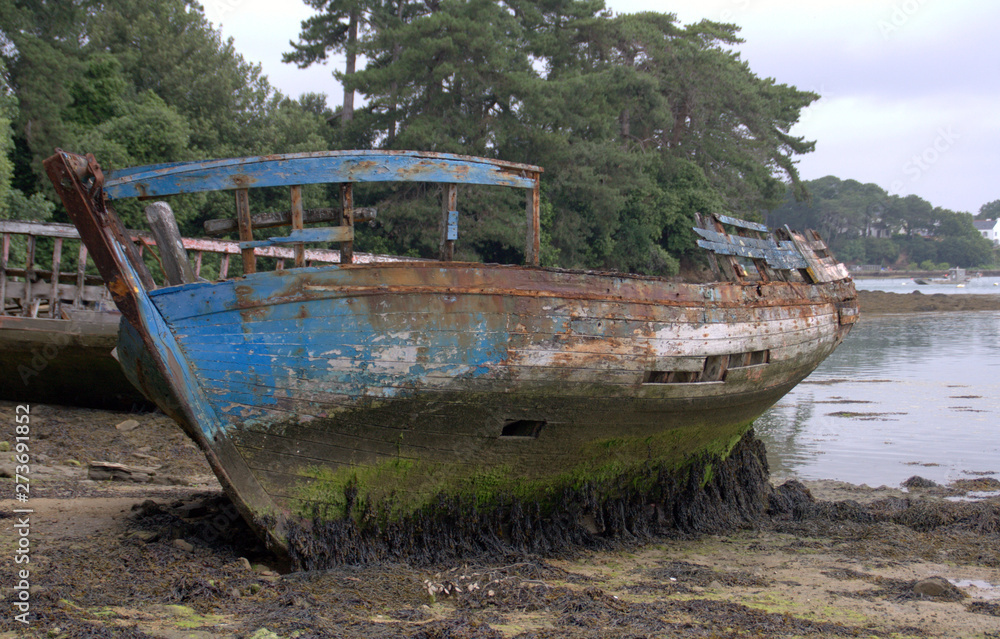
[525,174,540,266]
[235,188,255,275]
[22,235,35,317]
[693,213,722,282]
[49,237,63,318]
[202,206,376,236]
[439,183,457,261]
[1,233,9,314]
[74,244,88,308]
[103,151,543,199]
[339,183,354,265]
[290,185,305,268]
[145,201,197,286]
[239,227,354,248]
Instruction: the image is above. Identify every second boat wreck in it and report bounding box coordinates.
[45,149,858,566]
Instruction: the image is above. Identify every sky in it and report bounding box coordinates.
[201,0,1000,215]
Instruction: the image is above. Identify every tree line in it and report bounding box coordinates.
[767,177,997,269]
[3,0,991,274]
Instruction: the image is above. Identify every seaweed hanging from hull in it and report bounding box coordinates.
[280,429,774,569]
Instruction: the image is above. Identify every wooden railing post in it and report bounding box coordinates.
[145,201,196,286]
[235,188,255,274]
[290,185,306,268]
[1,232,9,314]
[22,235,35,316]
[439,184,458,261]
[74,244,88,309]
[50,237,63,318]
[339,183,354,264]
[525,173,540,266]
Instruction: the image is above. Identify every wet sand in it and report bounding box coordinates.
[2,401,1000,638]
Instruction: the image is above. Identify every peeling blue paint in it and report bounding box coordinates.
[104,151,541,199]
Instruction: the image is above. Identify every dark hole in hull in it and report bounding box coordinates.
[501,419,546,438]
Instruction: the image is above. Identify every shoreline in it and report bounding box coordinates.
[858,289,1000,314]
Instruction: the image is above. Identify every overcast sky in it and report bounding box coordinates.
[202,0,1000,215]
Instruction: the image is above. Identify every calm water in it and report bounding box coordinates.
[855,275,1000,294]
[756,311,1000,487]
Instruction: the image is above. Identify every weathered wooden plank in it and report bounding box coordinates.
[49,238,63,318]
[4,281,112,305]
[239,226,355,250]
[289,185,305,268]
[692,227,799,257]
[339,183,354,265]
[1,233,10,313]
[22,235,35,317]
[439,184,457,261]
[235,188,255,275]
[0,220,83,239]
[145,202,197,286]
[103,151,543,199]
[526,174,541,266]
[715,214,769,233]
[203,206,377,236]
[695,237,808,270]
[73,244,88,308]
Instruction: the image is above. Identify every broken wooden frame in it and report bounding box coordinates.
[693,212,850,285]
[1,220,111,319]
[0,220,349,316]
[101,150,544,275]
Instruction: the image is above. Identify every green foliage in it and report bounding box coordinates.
[4,0,823,274]
[978,199,1000,220]
[1,0,335,236]
[3,187,55,222]
[768,176,994,268]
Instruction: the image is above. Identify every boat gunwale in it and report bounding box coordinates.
[103,150,544,199]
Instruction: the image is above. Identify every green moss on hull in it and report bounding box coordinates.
[281,427,772,569]
[289,419,757,523]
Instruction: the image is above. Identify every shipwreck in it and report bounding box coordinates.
[45,149,858,565]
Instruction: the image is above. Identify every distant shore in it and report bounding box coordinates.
[858,289,1000,314]
[853,269,1000,279]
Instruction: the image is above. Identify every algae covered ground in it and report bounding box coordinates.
[2,401,1000,638]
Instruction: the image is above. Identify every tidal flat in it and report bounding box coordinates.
[2,397,999,638]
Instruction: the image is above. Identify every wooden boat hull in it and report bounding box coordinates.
[0,313,151,409]
[43,148,859,561]
[112,261,857,547]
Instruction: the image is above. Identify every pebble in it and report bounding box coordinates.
[130,531,159,543]
[172,538,195,553]
[116,419,141,432]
